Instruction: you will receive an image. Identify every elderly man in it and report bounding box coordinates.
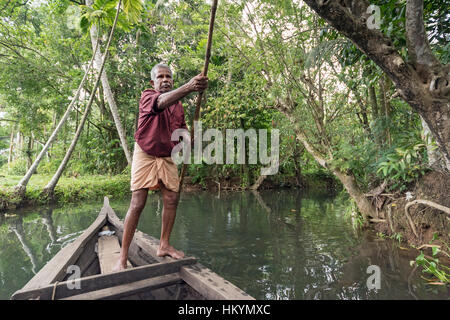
[116,63,208,269]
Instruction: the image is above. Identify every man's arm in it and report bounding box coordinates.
[156,74,208,110]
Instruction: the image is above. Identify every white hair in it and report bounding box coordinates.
[151,63,172,81]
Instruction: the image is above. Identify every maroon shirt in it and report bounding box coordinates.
[134,89,187,157]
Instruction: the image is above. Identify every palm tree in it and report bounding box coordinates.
[43,0,124,197]
[87,0,132,165]
[14,37,100,196]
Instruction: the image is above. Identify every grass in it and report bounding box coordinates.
[0,174,131,210]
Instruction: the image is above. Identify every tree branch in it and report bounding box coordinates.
[405,0,441,73]
[302,1,418,100]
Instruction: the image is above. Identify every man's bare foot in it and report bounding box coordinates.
[157,245,185,259]
[112,260,128,272]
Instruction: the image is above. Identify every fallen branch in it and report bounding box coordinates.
[405,199,450,238]
[417,244,441,250]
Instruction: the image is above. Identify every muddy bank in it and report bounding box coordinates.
[181,173,338,194]
[372,171,449,248]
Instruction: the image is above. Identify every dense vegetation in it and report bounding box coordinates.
[0,0,448,264]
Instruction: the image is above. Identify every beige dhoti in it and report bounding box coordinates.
[130,143,180,193]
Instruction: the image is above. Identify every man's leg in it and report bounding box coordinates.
[116,188,148,270]
[157,182,184,259]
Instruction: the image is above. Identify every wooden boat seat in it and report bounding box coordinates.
[61,273,182,300]
[97,226,132,274]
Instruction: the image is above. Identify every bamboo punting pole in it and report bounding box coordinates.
[179,0,219,191]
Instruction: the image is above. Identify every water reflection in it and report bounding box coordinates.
[0,190,448,300]
[0,203,101,299]
[9,216,38,275]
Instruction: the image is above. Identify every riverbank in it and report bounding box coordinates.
[0,172,337,212]
[371,170,450,248]
[0,174,131,211]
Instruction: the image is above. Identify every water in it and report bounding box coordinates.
[0,190,448,300]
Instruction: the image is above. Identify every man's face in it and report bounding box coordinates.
[151,67,173,93]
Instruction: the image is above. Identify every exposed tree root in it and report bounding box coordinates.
[405,199,450,238]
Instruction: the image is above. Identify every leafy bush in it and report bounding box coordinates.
[0,159,27,175]
[376,142,428,191]
[36,158,62,174]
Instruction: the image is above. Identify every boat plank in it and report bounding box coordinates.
[63,234,98,280]
[62,273,182,300]
[180,264,254,300]
[98,235,131,274]
[11,258,196,300]
[112,226,156,265]
[80,256,100,277]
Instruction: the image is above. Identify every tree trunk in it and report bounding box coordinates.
[379,76,391,147]
[134,29,141,133]
[291,121,377,220]
[26,135,33,171]
[292,144,303,187]
[420,115,445,170]
[332,170,377,220]
[8,127,14,164]
[369,85,378,120]
[250,174,266,190]
[303,0,450,170]
[87,0,132,166]
[43,0,122,197]
[14,35,100,196]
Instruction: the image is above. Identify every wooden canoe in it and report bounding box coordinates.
[11,197,254,300]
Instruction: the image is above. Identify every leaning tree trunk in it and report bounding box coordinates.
[8,127,14,164]
[302,0,450,171]
[250,174,267,191]
[14,36,100,197]
[43,1,122,197]
[25,136,33,171]
[291,122,378,221]
[87,0,132,166]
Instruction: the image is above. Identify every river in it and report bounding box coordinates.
[0,189,448,299]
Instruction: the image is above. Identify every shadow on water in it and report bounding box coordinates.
[0,190,448,300]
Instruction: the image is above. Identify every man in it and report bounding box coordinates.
[116,63,208,269]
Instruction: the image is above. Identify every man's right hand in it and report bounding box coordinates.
[156,73,209,111]
[188,74,208,93]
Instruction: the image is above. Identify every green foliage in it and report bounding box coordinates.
[411,234,450,284]
[412,251,450,284]
[343,196,365,230]
[376,142,428,191]
[0,159,27,176]
[79,0,143,33]
[0,174,131,209]
[392,232,403,243]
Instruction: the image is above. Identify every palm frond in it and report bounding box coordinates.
[305,38,350,68]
